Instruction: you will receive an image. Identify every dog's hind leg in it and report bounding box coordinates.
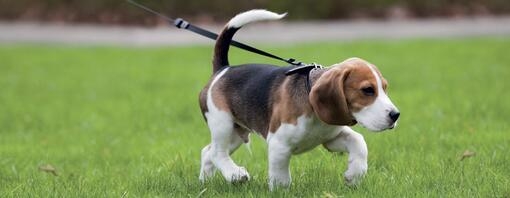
[204,111,250,183]
[199,68,249,183]
[323,126,368,186]
[199,124,250,182]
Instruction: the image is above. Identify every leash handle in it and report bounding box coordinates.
[128,0,305,66]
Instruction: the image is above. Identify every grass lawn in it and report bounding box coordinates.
[1,38,509,197]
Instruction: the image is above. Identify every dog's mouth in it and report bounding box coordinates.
[357,120,396,132]
[389,121,398,130]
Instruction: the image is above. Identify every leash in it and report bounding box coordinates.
[127,0,305,66]
[127,0,325,93]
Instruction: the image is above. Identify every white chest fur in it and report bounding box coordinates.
[268,115,341,154]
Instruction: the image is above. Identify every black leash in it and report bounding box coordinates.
[127,0,304,66]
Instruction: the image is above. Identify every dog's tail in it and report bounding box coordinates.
[212,9,286,73]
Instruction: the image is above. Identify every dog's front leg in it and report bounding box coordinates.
[267,136,292,191]
[323,126,368,186]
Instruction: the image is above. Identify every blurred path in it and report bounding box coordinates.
[1,17,510,46]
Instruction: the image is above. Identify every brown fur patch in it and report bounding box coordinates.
[210,79,230,112]
[198,75,230,121]
[340,58,380,113]
[309,67,354,125]
[269,77,312,133]
[198,82,210,121]
[198,88,208,119]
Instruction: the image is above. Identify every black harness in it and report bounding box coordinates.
[284,63,324,93]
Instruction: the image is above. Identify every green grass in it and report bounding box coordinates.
[1,38,509,197]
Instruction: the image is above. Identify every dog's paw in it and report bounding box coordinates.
[344,160,367,186]
[226,166,250,183]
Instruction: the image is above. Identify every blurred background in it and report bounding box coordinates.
[2,0,510,25]
[2,0,510,46]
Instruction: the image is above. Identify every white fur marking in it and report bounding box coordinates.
[206,68,229,112]
[352,65,398,131]
[227,9,286,28]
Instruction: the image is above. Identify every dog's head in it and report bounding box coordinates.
[309,58,400,132]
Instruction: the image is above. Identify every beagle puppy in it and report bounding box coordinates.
[198,10,400,190]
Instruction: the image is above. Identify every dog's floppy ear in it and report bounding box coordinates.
[309,67,356,125]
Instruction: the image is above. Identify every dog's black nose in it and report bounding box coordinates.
[389,111,400,122]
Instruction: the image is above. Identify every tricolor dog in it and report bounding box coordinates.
[198,9,400,190]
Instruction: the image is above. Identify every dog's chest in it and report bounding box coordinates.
[269,115,341,155]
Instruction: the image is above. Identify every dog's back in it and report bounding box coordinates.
[218,64,292,134]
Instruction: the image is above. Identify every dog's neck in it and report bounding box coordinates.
[307,68,327,93]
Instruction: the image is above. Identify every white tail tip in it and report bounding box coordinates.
[227,9,286,28]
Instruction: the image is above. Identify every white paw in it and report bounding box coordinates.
[344,160,367,186]
[225,166,250,183]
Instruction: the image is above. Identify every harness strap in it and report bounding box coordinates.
[285,63,324,93]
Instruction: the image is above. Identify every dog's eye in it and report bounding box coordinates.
[361,87,375,96]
